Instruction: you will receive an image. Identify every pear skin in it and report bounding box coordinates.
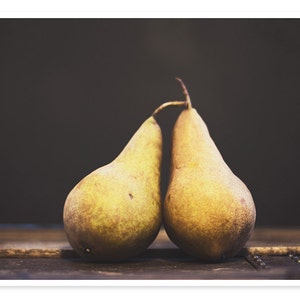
[63,116,163,261]
[164,79,256,262]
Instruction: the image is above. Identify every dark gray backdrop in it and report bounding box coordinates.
[0,19,299,226]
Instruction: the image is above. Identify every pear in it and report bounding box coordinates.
[163,79,256,262]
[63,100,185,261]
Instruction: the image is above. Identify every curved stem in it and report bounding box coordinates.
[152,100,187,118]
[176,77,192,109]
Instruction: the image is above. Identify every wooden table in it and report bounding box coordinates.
[0,225,300,280]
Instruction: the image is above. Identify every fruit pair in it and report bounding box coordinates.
[63,79,256,262]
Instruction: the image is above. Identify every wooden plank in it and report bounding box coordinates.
[1,251,299,280]
[1,226,300,280]
[0,253,257,280]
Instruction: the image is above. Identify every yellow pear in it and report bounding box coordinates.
[63,100,185,261]
[164,79,256,262]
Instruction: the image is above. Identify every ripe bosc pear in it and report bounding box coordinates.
[63,100,185,261]
[164,79,256,262]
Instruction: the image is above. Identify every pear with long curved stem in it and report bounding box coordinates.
[164,79,256,262]
[63,99,186,261]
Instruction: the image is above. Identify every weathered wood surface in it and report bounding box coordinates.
[0,225,300,280]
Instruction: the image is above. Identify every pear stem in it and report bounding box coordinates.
[152,100,187,118]
[176,77,192,109]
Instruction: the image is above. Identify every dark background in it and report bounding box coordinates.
[0,19,299,226]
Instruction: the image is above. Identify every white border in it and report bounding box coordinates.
[0,0,300,18]
[0,0,299,290]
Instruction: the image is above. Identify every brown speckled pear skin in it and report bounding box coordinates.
[63,116,162,261]
[164,108,256,262]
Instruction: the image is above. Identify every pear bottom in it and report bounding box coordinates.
[164,221,254,262]
[163,171,256,262]
[63,166,162,262]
